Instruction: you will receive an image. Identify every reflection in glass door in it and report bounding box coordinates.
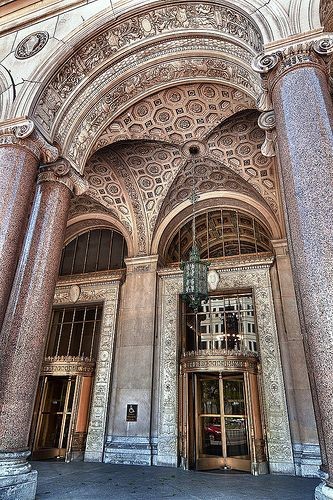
[33,376,77,460]
[196,373,251,471]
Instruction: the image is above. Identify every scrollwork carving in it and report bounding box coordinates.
[38,159,89,196]
[258,111,276,158]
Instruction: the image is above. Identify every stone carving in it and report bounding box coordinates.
[205,110,279,214]
[94,83,255,152]
[253,36,333,112]
[158,155,267,222]
[15,32,49,59]
[68,195,119,222]
[33,2,262,131]
[113,142,183,239]
[38,159,89,196]
[157,262,294,471]
[66,57,259,168]
[69,285,81,303]
[258,111,277,157]
[157,274,183,465]
[0,118,59,163]
[54,279,121,462]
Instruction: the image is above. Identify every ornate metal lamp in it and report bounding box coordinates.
[181,151,209,311]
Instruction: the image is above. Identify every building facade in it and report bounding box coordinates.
[0,0,332,498]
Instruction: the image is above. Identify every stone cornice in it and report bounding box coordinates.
[56,269,125,286]
[158,252,274,277]
[0,117,59,163]
[38,159,89,195]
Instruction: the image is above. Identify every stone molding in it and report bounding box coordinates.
[157,262,294,472]
[0,117,59,163]
[53,278,121,462]
[124,254,159,274]
[41,356,95,376]
[38,159,89,196]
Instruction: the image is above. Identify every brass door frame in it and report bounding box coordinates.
[194,372,251,472]
[32,376,79,460]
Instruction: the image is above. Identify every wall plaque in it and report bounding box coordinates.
[126,404,138,422]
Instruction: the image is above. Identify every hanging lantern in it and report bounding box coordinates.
[180,149,209,311]
[181,244,209,311]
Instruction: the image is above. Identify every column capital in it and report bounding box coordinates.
[252,34,333,112]
[0,117,59,163]
[38,159,89,196]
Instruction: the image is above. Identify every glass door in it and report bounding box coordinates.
[33,376,76,460]
[196,373,251,471]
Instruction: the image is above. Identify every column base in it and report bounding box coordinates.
[315,483,333,500]
[0,450,37,500]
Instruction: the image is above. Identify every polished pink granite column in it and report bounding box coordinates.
[0,120,58,330]
[0,160,87,499]
[254,37,333,497]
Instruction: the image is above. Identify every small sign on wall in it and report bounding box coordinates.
[126,404,138,422]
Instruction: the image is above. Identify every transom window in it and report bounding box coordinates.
[59,228,127,276]
[166,209,272,262]
[47,305,103,360]
[182,293,257,355]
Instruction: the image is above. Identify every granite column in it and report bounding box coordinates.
[0,160,88,499]
[0,118,58,329]
[253,35,333,498]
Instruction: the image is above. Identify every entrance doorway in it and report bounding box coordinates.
[195,372,250,471]
[32,376,77,460]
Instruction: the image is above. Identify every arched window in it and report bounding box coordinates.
[59,228,127,275]
[165,209,272,263]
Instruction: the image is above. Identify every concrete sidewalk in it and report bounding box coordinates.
[34,461,319,499]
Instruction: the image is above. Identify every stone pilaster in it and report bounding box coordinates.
[0,118,59,329]
[104,255,159,466]
[253,34,333,497]
[271,239,321,477]
[0,160,88,499]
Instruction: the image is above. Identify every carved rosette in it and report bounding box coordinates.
[0,117,59,163]
[38,159,89,196]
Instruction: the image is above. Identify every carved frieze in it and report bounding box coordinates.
[33,2,262,138]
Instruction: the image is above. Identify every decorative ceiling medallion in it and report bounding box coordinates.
[15,32,49,59]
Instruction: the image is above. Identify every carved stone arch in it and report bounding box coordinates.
[65,214,134,257]
[152,192,282,257]
[11,2,267,171]
[0,64,15,121]
[92,82,256,153]
[57,54,260,172]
